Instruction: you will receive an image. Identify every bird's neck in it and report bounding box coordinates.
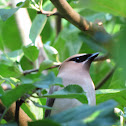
[58,71,96,106]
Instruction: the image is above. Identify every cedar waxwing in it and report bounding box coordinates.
[45,52,99,117]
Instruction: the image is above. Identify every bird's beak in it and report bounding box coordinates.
[84,52,99,68]
[87,52,99,61]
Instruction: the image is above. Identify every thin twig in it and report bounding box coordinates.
[23,54,108,76]
[46,64,60,70]
[37,8,60,17]
[94,54,109,61]
[23,69,39,76]
[0,107,8,122]
[14,88,41,124]
[95,66,117,90]
[23,64,60,75]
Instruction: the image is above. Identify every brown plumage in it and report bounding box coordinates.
[45,52,99,118]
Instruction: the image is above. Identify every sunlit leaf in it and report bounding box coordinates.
[0,63,22,78]
[29,14,47,43]
[21,103,36,121]
[31,100,53,110]
[1,49,23,62]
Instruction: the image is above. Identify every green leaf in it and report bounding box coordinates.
[0,4,24,21]
[49,100,118,126]
[44,45,58,61]
[96,89,126,107]
[0,119,7,124]
[114,25,126,79]
[44,85,87,104]
[20,73,41,84]
[1,49,23,62]
[29,14,47,43]
[79,32,108,52]
[39,60,54,72]
[42,20,54,43]
[16,0,30,8]
[53,28,83,61]
[0,84,35,107]
[0,85,4,97]
[90,60,114,89]
[28,119,61,126]
[34,72,63,89]
[23,45,39,62]
[0,22,4,50]
[20,56,34,70]
[79,0,126,17]
[0,63,22,78]
[31,100,53,110]
[21,103,36,121]
[1,15,22,50]
[109,68,125,89]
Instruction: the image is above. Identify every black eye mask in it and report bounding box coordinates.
[69,54,92,63]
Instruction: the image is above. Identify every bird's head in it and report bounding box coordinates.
[58,52,99,74]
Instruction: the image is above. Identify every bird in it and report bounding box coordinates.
[45,52,99,117]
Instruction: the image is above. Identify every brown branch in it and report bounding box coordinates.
[95,66,117,90]
[0,100,32,126]
[23,64,60,75]
[0,87,39,125]
[23,54,108,76]
[23,69,39,76]
[56,15,62,36]
[15,99,24,125]
[37,8,60,17]
[50,0,111,41]
[94,54,109,61]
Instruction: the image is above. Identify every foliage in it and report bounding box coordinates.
[0,0,126,125]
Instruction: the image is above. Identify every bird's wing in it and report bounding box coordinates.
[44,86,59,118]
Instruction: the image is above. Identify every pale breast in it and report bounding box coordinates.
[50,98,82,115]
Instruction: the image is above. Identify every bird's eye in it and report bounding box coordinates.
[70,57,83,63]
[69,54,92,63]
[75,57,81,62]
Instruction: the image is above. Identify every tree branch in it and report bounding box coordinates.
[37,8,60,16]
[94,54,109,61]
[95,66,117,90]
[0,100,32,126]
[23,64,60,75]
[23,54,109,76]
[15,99,24,125]
[56,15,62,36]
[50,0,111,42]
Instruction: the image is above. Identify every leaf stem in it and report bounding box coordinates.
[0,107,8,121]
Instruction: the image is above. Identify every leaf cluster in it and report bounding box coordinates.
[0,0,126,125]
